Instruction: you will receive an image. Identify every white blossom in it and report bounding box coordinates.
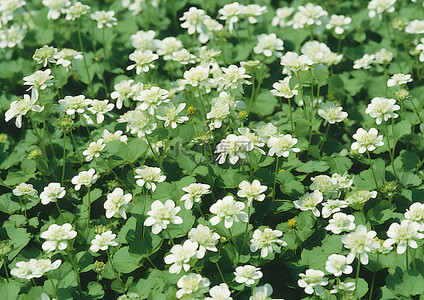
[40,182,66,205]
[90,231,118,252]
[209,195,248,228]
[104,188,132,219]
[351,128,384,153]
[234,265,263,286]
[164,240,198,274]
[40,223,77,253]
[144,200,183,234]
[134,166,166,192]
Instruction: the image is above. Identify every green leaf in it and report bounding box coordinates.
[87,282,104,299]
[5,225,30,261]
[0,282,21,300]
[295,160,330,173]
[394,120,412,139]
[324,156,353,174]
[0,194,20,214]
[112,246,142,274]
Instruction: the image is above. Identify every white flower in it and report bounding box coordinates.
[40,223,77,253]
[206,283,232,300]
[12,182,37,197]
[87,99,114,124]
[383,220,424,254]
[130,29,155,50]
[58,95,92,116]
[0,0,25,26]
[219,65,251,93]
[0,25,26,49]
[375,48,393,64]
[317,102,348,124]
[250,228,287,258]
[298,269,328,296]
[156,37,183,57]
[180,183,211,210]
[330,281,356,294]
[135,86,169,115]
[54,48,83,70]
[250,284,276,300]
[134,166,166,191]
[207,102,231,130]
[267,134,300,157]
[64,1,90,20]
[82,138,106,162]
[326,14,351,34]
[238,127,266,155]
[164,240,198,274]
[310,174,339,198]
[42,0,70,20]
[156,103,189,129]
[102,129,127,143]
[90,10,117,28]
[321,200,348,218]
[176,273,210,299]
[182,66,210,87]
[254,123,278,142]
[345,190,377,210]
[71,168,98,191]
[365,97,400,124]
[116,293,139,300]
[215,134,253,165]
[296,3,327,27]
[272,7,294,27]
[341,225,379,265]
[209,195,248,228]
[331,172,354,189]
[40,182,66,205]
[104,188,132,219]
[405,202,424,230]
[219,2,241,33]
[280,51,313,72]
[241,4,267,24]
[144,200,183,234]
[351,128,384,153]
[253,33,284,58]
[301,41,331,64]
[325,254,353,276]
[110,79,134,109]
[125,110,157,137]
[387,73,412,87]
[353,54,375,69]
[171,48,197,64]
[11,259,61,279]
[126,49,158,74]
[270,76,298,98]
[294,190,323,217]
[406,20,424,34]
[237,179,268,206]
[188,224,220,259]
[179,7,206,35]
[5,94,44,128]
[90,231,118,252]
[23,69,54,99]
[326,213,356,234]
[234,265,263,286]
[33,45,57,67]
[368,0,396,19]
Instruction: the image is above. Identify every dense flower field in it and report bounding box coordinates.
[1,0,424,299]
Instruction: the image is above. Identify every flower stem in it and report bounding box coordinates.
[145,255,158,269]
[106,249,126,291]
[406,247,409,269]
[384,121,398,180]
[287,96,294,132]
[61,132,66,185]
[66,249,83,295]
[296,71,308,121]
[368,254,379,300]
[145,134,163,170]
[240,204,251,254]
[355,258,361,297]
[70,131,84,163]
[55,201,62,217]
[272,156,280,202]
[87,186,91,221]
[366,151,379,190]
[77,20,94,97]
[2,258,9,282]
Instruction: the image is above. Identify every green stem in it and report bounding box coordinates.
[70,131,84,163]
[107,249,126,292]
[355,258,361,297]
[318,124,330,152]
[296,71,308,121]
[145,255,158,269]
[406,247,409,269]
[145,135,163,170]
[55,201,62,217]
[87,186,91,221]
[247,78,255,114]
[384,121,398,180]
[366,151,379,190]
[77,20,93,97]
[215,261,226,284]
[29,115,47,159]
[287,96,294,132]
[2,258,9,282]
[166,229,175,246]
[368,254,379,300]
[240,204,251,254]
[409,97,423,123]
[272,156,280,202]
[61,132,66,185]
[66,249,83,294]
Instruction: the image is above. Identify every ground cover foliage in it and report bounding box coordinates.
[1,0,424,299]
